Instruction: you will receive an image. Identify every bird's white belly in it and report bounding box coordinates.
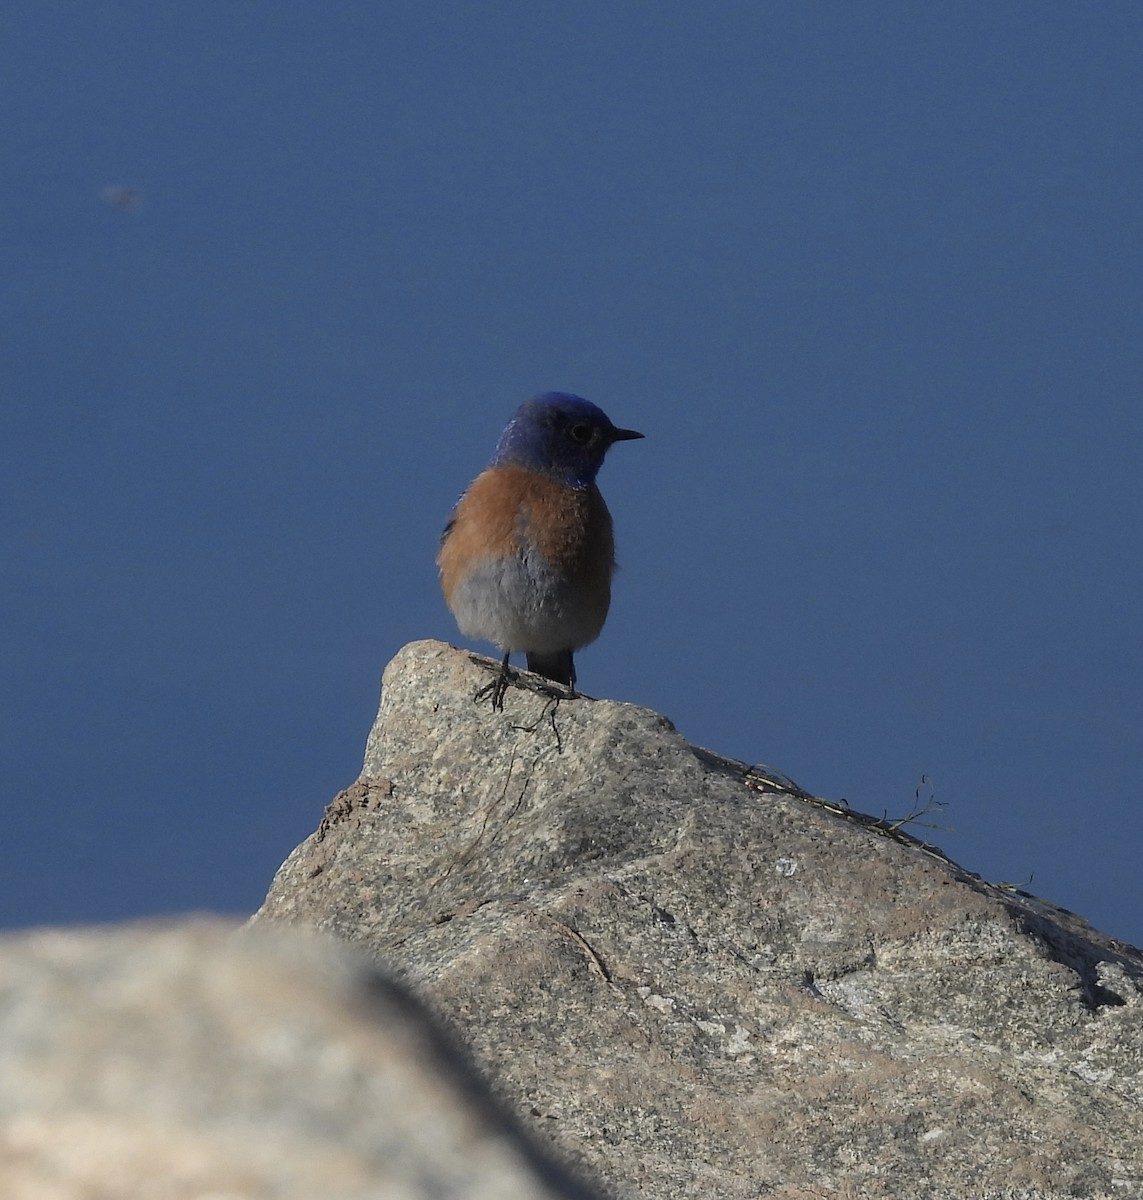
[448,551,608,654]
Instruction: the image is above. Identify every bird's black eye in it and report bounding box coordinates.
[568,423,593,445]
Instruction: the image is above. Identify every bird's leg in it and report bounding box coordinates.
[566,654,577,700]
[474,652,513,711]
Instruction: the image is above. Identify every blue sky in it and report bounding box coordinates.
[3,3,1141,947]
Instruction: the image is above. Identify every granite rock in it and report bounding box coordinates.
[255,640,1143,1199]
[0,918,601,1200]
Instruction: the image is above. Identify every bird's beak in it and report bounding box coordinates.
[610,427,644,442]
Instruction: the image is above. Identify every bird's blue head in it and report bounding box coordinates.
[490,392,644,488]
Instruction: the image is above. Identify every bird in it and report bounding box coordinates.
[438,392,643,709]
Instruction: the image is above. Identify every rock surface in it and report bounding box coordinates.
[256,640,1143,1200]
[0,919,601,1200]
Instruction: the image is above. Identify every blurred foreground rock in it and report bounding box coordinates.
[255,640,1143,1200]
[0,919,600,1200]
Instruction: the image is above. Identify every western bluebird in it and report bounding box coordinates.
[438,392,643,708]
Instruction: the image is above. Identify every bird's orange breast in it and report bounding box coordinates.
[438,466,616,601]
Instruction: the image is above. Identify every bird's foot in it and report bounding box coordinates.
[474,654,515,711]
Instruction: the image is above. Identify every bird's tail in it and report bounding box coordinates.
[526,649,576,688]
